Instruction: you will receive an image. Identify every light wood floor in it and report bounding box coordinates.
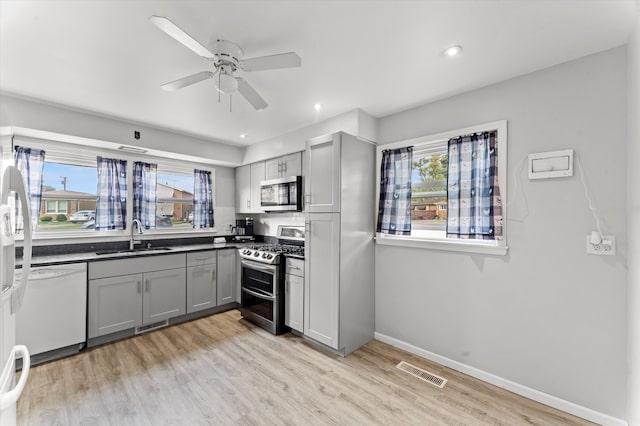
[17,310,593,425]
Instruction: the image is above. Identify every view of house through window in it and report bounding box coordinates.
[35,162,197,232]
[157,172,194,228]
[411,142,448,231]
[39,161,97,232]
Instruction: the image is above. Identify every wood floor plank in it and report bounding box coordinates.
[17,309,594,426]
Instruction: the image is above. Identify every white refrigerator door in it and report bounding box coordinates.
[0,165,33,426]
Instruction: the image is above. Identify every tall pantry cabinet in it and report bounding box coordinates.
[304,132,375,355]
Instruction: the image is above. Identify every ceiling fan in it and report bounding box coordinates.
[149,15,301,110]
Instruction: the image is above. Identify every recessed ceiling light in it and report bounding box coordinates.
[313,103,322,111]
[443,45,463,57]
[240,133,247,139]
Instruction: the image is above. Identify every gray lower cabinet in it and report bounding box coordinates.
[186,251,217,314]
[88,254,187,339]
[217,248,236,305]
[88,273,143,337]
[285,257,304,333]
[143,268,186,324]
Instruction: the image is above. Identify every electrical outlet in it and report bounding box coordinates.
[586,235,616,255]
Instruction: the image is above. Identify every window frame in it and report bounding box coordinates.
[10,135,216,242]
[375,120,508,255]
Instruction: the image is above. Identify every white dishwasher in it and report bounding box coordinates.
[15,263,87,363]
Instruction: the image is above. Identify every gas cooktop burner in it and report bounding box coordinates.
[238,244,304,264]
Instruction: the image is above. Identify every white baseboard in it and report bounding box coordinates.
[374,332,627,426]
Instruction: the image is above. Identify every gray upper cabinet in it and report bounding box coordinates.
[305,134,341,213]
[235,164,251,214]
[186,251,217,314]
[217,248,237,305]
[235,162,265,214]
[265,152,302,180]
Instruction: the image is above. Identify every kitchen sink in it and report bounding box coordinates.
[95,247,172,256]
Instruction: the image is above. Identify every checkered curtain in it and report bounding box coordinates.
[96,157,127,231]
[446,131,502,240]
[14,146,45,232]
[133,161,157,229]
[376,147,413,235]
[193,169,214,229]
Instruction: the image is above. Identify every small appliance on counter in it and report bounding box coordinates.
[235,218,254,236]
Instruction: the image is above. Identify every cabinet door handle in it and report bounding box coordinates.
[305,193,311,204]
[145,279,149,292]
[137,280,142,294]
[195,257,209,261]
[305,221,310,232]
[247,200,250,208]
[212,270,216,281]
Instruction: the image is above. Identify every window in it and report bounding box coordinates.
[411,142,448,231]
[12,135,216,239]
[45,200,68,214]
[39,161,98,232]
[157,171,195,229]
[376,120,508,255]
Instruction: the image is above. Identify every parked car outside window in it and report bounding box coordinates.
[156,215,172,227]
[69,210,95,223]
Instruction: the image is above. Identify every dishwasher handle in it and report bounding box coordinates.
[16,267,86,281]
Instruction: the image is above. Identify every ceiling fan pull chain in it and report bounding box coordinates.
[218,71,221,103]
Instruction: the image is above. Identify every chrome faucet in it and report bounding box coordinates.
[130,219,144,250]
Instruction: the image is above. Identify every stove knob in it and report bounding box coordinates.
[254,252,260,257]
[266,254,273,259]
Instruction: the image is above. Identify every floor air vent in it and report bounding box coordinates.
[396,361,447,388]
[135,320,169,335]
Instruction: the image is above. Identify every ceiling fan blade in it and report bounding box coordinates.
[240,52,301,72]
[149,15,215,59]
[236,77,268,110]
[160,71,214,91]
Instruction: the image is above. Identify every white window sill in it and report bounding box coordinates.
[375,233,508,256]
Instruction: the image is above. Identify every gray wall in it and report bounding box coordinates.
[375,47,628,418]
[627,9,640,425]
[0,94,243,166]
[0,94,240,232]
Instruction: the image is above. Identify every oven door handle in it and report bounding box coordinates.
[242,286,276,301]
[241,259,277,273]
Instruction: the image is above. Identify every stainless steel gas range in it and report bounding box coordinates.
[238,225,304,335]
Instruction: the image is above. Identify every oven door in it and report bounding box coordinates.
[240,259,280,333]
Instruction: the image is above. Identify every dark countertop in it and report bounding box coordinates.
[18,237,258,268]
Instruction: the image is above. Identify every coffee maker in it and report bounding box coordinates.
[235,218,254,236]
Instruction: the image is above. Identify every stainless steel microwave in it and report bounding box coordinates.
[260,176,303,212]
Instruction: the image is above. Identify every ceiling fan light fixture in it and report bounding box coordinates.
[313,103,322,111]
[214,72,238,94]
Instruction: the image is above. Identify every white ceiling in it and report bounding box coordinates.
[0,0,636,147]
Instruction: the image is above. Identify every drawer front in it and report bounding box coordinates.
[89,253,186,279]
[187,250,217,267]
[285,257,304,277]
